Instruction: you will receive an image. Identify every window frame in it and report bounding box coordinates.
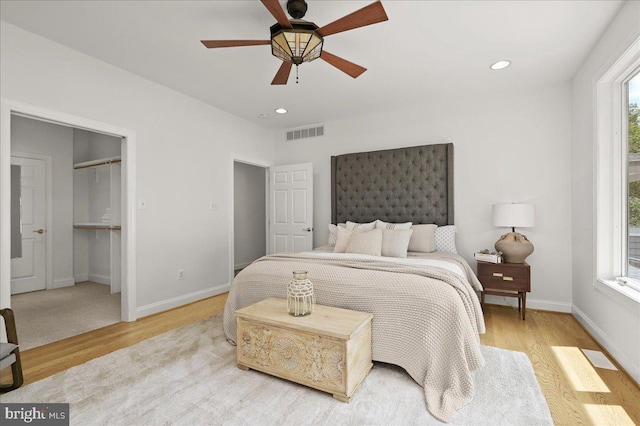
[596,36,640,304]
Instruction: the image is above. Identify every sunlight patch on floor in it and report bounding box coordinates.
[583,404,634,426]
[551,346,609,392]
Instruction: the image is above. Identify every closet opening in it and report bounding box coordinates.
[8,116,124,350]
[1,98,137,351]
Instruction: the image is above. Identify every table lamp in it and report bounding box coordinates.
[492,203,535,263]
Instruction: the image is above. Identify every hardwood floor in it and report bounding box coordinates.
[2,293,226,387]
[3,295,639,425]
[481,304,640,425]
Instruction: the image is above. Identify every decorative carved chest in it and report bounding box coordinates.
[235,297,373,403]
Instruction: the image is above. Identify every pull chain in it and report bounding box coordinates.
[296,65,299,84]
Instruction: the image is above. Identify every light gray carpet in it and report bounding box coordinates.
[0,315,552,425]
[11,282,120,350]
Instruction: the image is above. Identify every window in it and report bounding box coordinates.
[596,36,640,302]
[625,72,640,292]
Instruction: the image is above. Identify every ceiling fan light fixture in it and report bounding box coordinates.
[271,22,323,65]
[200,0,389,85]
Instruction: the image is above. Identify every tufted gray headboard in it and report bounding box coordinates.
[331,143,454,226]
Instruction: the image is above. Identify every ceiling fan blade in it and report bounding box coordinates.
[201,40,271,48]
[320,51,367,79]
[317,1,388,37]
[271,61,293,85]
[261,0,293,29]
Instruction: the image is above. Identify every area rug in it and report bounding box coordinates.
[0,315,552,425]
[11,281,120,350]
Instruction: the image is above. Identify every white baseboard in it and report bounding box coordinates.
[74,274,89,283]
[136,283,230,318]
[50,277,75,289]
[89,273,111,285]
[572,304,640,385]
[484,294,572,313]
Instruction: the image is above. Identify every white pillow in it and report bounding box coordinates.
[382,228,413,258]
[333,226,353,253]
[346,228,383,256]
[375,219,412,230]
[435,225,458,253]
[328,223,346,247]
[346,220,377,231]
[408,224,437,253]
[328,224,338,246]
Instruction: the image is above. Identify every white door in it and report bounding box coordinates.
[269,163,313,253]
[11,156,47,294]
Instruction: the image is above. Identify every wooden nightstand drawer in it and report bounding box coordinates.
[477,261,531,320]
[477,273,529,292]
[477,262,529,280]
[477,262,530,291]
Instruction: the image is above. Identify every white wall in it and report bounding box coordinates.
[571,0,640,383]
[274,83,573,312]
[11,115,74,288]
[233,162,266,269]
[1,22,274,315]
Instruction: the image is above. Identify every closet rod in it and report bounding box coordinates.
[73,158,121,170]
[73,225,122,231]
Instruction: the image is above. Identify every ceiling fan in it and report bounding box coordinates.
[201,0,388,85]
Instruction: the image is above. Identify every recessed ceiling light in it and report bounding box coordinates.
[490,60,511,70]
[275,108,288,114]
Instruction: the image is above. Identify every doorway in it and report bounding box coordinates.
[8,115,124,349]
[0,99,137,326]
[228,159,314,284]
[233,161,268,277]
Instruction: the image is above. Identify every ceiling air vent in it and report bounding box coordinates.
[285,124,324,142]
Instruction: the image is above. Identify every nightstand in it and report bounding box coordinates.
[477,261,531,320]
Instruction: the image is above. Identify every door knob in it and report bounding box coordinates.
[303,227,313,232]
[33,229,45,234]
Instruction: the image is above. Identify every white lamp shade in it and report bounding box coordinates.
[492,203,535,228]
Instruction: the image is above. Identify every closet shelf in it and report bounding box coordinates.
[73,156,121,170]
[74,223,121,231]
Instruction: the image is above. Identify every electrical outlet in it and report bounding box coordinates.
[178,269,184,280]
[210,202,218,211]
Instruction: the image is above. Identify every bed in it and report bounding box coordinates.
[223,143,485,423]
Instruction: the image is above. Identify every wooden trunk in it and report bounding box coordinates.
[235,297,373,402]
